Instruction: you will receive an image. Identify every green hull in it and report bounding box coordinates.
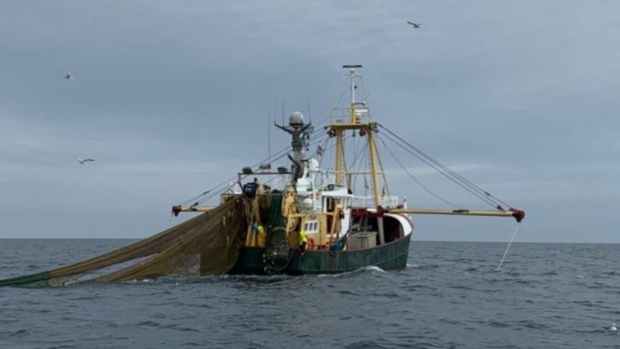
[228,233,411,275]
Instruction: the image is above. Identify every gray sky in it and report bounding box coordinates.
[1,1,619,242]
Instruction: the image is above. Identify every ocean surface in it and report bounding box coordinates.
[0,239,619,349]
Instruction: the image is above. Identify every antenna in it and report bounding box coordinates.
[268,112,271,166]
[273,97,278,125]
[306,97,312,123]
[343,64,363,112]
[281,101,285,125]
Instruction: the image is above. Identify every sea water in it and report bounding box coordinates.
[1,239,618,349]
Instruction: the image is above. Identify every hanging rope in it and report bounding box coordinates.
[378,125,501,209]
[379,123,513,209]
[377,134,462,209]
[349,142,369,175]
[495,223,521,271]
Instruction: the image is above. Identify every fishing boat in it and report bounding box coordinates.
[0,65,525,288]
[172,64,525,275]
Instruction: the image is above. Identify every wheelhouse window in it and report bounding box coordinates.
[305,221,319,233]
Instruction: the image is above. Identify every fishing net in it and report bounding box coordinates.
[263,194,293,273]
[0,196,248,288]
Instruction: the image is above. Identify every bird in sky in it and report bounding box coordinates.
[407,21,421,28]
[76,156,95,165]
[65,73,73,80]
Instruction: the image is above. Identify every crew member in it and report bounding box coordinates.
[254,177,264,194]
[257,224,266,247]
[299,228,308,256]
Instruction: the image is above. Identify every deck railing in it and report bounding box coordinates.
[352,195,399,208]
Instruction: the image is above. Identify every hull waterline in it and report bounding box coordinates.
[229,233,412,275]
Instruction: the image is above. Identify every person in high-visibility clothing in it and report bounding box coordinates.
[299,228,308,256]
[256,224,266,247]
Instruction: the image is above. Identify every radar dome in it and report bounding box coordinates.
[302,197,313,209]
[308,158,320,173]
[289,111,304,126]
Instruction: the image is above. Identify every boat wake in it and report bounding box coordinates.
[317,265,387,278]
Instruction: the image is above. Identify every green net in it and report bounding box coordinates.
[0,196,247,288]
[263,194,293,272]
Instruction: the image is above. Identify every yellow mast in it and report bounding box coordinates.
[374,133,390,198]
[366,123,382,207]
[331,65,384,205]
[335,129,343,186]
[333,128,350,187]
[334,65,363,188]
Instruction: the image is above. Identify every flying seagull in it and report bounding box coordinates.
[65,73,73,80]
[407,21,421,29]
[76,156,95,165]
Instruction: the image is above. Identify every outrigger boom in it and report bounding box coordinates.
[173,205,525,222]
[387,208,525,222]
[172,205,213,216]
